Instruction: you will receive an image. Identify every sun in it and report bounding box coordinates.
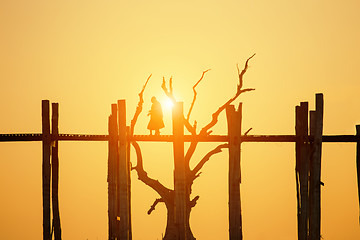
[162,98,174,111]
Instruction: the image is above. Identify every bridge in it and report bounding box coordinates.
[1,133,359,142]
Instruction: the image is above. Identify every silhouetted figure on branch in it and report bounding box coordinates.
[147,96,164,135]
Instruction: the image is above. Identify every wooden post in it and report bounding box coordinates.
[309,110,316,239]
[51,103,62,240]
[118,100,131,240]
[295,102,309,240]
[126,126,132,240]
[108,104,118,240]
[226,103,242,240]
[356,125,360,224]
[172,102,187,240]
[309,94,324,240]
[295,105,301,240]
[42,100,51,240]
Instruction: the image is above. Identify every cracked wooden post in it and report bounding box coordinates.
[172,102,187,240]
[118,99,131,240]
[356,125,360,224]
[226,103,242,240]
[296,102,310,240]
[309,93,324,240]
[42,100,51,240]
[108,103,118,240]
[51,103,62,240]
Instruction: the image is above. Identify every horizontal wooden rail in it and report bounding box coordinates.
[0,134,42,141]
[322,135,359,142]
[57,134,108,141]
[1,133,360,143]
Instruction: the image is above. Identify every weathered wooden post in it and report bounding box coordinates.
[295,102,309,240]
[126,126,132,239]
[172,102,187,240]
[295,105,301,239]
[51,103,62,240]
[42,100,51,240]
[356,124,360,224]
[226,103,242,240]
[118,99,131,240]
[108,104,119,240]
[309,94,324,240]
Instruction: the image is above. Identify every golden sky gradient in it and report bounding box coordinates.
[1,0,360,239]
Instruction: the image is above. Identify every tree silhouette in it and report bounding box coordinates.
[130,54,255,239]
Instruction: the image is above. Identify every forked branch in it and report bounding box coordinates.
[161,77,197,134]
[199,54,255,136]
[130,74,152,136]
[161,77,176,103]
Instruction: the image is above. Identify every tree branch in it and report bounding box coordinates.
[161,77,197,135]
[130,74,152,136]
[190,196,200,208]
[161,76,198,168]
[190,143,229,181]
[186,69,211,121]
[185,141,198,169]
[161,76,176,103]
[199,55,255,136]
[237,53,255,90]
[131,141,173,200]
[147,198,165,215]
[244,127,252,136]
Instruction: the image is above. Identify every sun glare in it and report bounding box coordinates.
[163,98,174,110]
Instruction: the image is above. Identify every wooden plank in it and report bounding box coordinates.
[356,125,360,224]
[51,103,62,240]
[309,94,324,240]
[172,102,187,240]
[226,103,243,240]
[108,104,118,240]
[42,100,51,240]
[118,100,131,240]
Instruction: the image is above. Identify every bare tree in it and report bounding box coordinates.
[130,55,255,239]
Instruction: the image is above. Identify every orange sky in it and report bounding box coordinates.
[1,0,360,239]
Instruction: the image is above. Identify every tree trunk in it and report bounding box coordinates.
[163,202,196,240]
